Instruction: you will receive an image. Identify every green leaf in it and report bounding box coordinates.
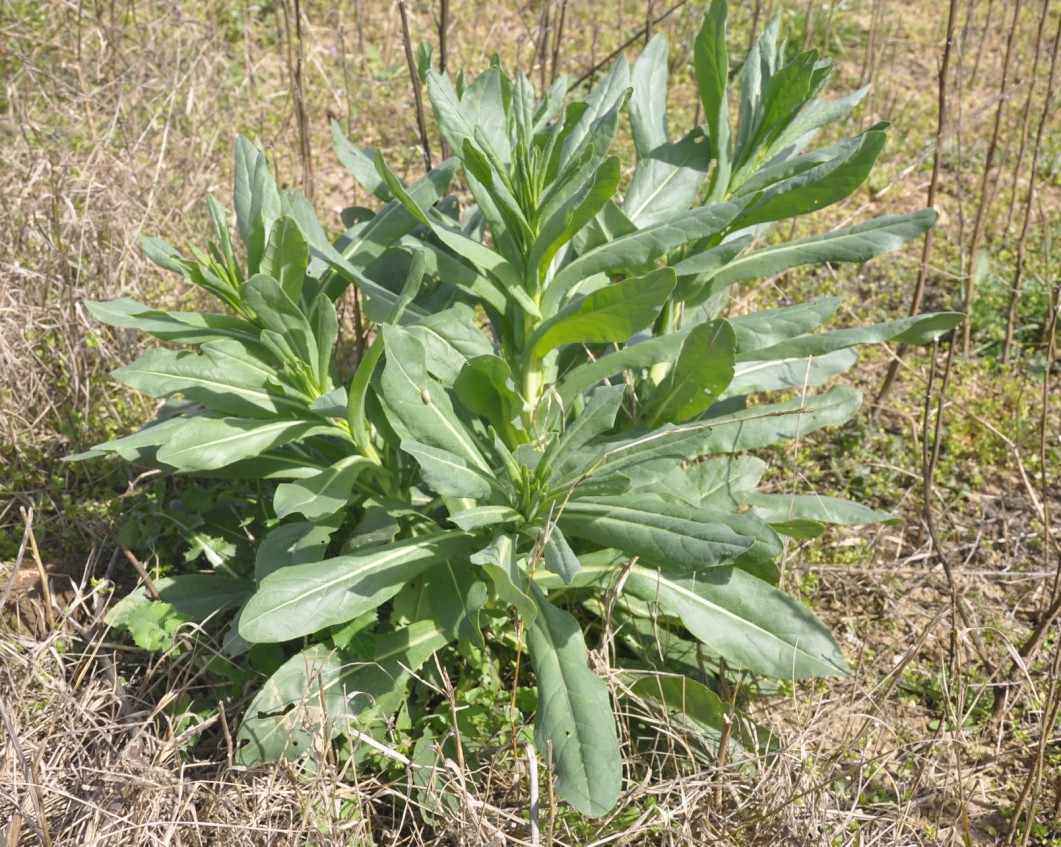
[623,129,711,227]
[543,201,743,315]
[558,497,753,571]
[332,119,391,200]
[86,297,262,349]
[472,533,536,624]
[110,342,298,418]
[156,416,332,472]
[745,492,898,526]
[698,210,937,295]
[272,456,373,520]
[239,532,468,642]
[629,33,670,158]
[529,156,622,276]
[381,325,490,473]
[641,319,736,427]
[234,137,282,275]
[698,385,862,453]
[631,674,773,754]
[624,565,849,679]
[695,0,731,193]
[424,560,487,647]
[255,520,337,580]
[449,504,520,531]
[542,527,581,584]
[401,439,494,499]
[125,603,189,652]
[453,355,523,432]
[526,584,622,817]
[105,574,253,628]
[555,330,689,406]
[261,216,309,304]
[687,455,766,510]
[531,267,676,357]
[541,384,627,477]
[732,129,887,228]
[406,305,494,384]
[728,298,840,352]
[240,273,319,375]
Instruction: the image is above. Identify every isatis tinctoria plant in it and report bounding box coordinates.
[78,0,961,819]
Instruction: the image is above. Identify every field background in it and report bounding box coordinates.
[2,0,1060,844]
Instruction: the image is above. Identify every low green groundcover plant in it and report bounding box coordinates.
[75,0,959,818]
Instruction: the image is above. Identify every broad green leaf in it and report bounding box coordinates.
[558,497,753,571]
[261,216,309,304]
[727,349,857,396]
[542,527,581,584]
[381,325,490,473]
[698,385,862,453]
[105,574,253,628]
[110,343,297,418]
[745,492,898,526]
[273,456,373,520]
[238,622,449,766]
[629,33,670,158]
[728,298,840,352]
[239,532,467,642]
[255,520,337,580]
[623,130,711,227]
[406,305,494,384]
[453,355,523,432]
[156,416,332,472]
[424,560,487,647]
[767,84,870,161]
[531,268,676,357]
[526,584,622,817]
[401,439,494,499]
[641,319,736,427]
[555,330,690,406]
[701,210,938,295]
[687,455,767,510]
[558,56,630,168]
[624,565,849,679]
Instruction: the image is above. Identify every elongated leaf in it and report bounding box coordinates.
[424,560,487,647]
[688,455,767,510]
[86,297,261,348]
[449,504,520,531]
[471,532,536,624]
[728,298,840,352]
[541,384,627,477]
[401,439,494,499]
[273,456,373,520]
[234,137,282,274]
[453,355,523,432]
[240,273,318,374]
[406,305,493,384]
[629,33,670,158]
[332,119,391,200]
[701,210,937,294]
[542,527,581,584]
[240,532,467,642]
[695,0,731,193]
[529,156,622,276]
[105,574,253,628]
[727,349,857,395]
[558,56,630,169]
[527,584,622,817]
[555,330,690,406]
[381,325,490,473]
[699,384,862,453]
[531,268,676,356]
[623,130,711,227]
[642,319,736,426]
[544,201,743,314]
[156,416,332,472]
[261,216,309,304]
[745,492,898,526]
[624,565,849,678]
[111,343,295,418]
[559,497,753,571]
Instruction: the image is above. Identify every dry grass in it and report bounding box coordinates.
[2,0,1061,844]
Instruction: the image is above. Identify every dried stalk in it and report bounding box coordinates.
[397,0,433,171]
[876,0,960,407]
[962,0,1024,354]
